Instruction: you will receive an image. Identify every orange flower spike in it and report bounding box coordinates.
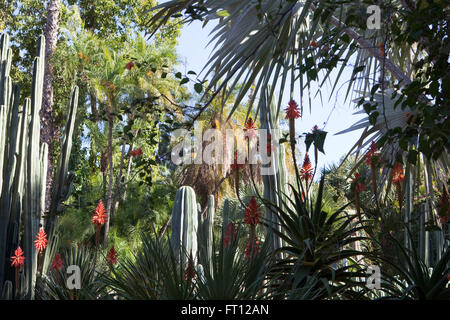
[244,237,261,259]
[285,100,301,120]
[391,163,405,184]
[439,187,450,224]
[184,251,196,283]
[34,228,48,254]
[391,163,405,210]
[51,254,64,271]
[10,246,25,268]
[244,117,257,140]
[224,222,237,248]
[285,100,301,149]
[379,43,385,57]
[300,152,313,181]
[92,200,107,226]
[106,246,118,265]
[244,197,262,226]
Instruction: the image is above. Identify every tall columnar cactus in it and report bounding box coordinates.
[44,85,78,262]
[198,195,215,275]
[0,32,78,298]
[259,90,288,255]
[171,186,199,268]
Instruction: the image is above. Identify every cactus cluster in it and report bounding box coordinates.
[171,187,216,276]
[0,33,78,299]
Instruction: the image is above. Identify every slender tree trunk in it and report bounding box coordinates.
[111,138,126,220]
[122,129,139,201]
[104,111,114,246]
[41,0,61,212]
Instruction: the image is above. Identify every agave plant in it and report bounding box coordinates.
[101,231,197,300]
[35,246,108,300]
[261,175,370,299]
[196,220,271,300]
[369,232,450,300]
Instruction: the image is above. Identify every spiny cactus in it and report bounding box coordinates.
[171,186,199,268]
[0,32,78,299]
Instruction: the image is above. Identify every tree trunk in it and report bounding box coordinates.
[103,111,114,246]
[111,138,126,220]
[41,0,61,212]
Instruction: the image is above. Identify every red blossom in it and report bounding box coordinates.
[184,251,196,283]
[34,228,48,254]
[10,246,25,268]
[51,254,64,271]
[265,133,273,155]
[364,141,380,166]
[379,43,385,57]
[126,61,135,70]
[285,100,301,120]
[244,197,262,226]
[300,152,313,181]
[231,150,244,171]
[130,147,143,157]
[310,41,318,48]
[92,201,107,226]
[391,163,405,184]
[224,222,237,248]
[244,237,261,259]
[244,117,258,140]
[355,182,366,193]
[439,187,450,224]
[106,246,118,265]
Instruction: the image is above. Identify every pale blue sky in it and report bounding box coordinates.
[175,20,366,171]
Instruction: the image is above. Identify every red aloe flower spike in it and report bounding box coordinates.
[10,246,25,268]
[51,254,64,271]
[130,147,143,157]
[244,117,258,140]
[224,222,237,248]
[439,187,450,224]
[184,251,196,283]
[285,100,301,120]
[244,237,261,259]
[379,43,385,57]
[391,163,404,210]
[92,201,107,226]
[231,150,244,171]
[244,197,262,226]
[300,153,313,181]
[391,163,405,184]
[106,246,118,265]
[126,61,135,70]
[34,228,48,254]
